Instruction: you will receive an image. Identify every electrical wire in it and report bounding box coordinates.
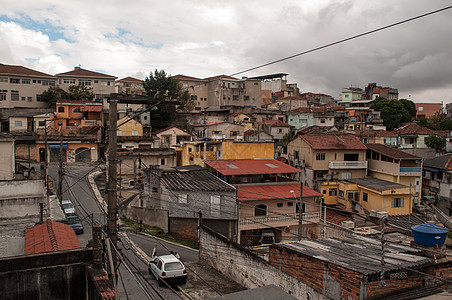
[229,5,452,77]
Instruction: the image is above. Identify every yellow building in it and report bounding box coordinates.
[176,141,274,167]
[117,116,143,137]
[321,177,413,215]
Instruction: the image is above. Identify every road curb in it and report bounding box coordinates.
[127,230,199,253]
[88,170,107,214]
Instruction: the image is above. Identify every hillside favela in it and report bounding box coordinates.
[1,2,452,300]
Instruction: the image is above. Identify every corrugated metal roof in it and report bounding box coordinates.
[280,234,431,275]
[204,159,301,176]
[345,177,407,192]
[161,169,235,192]
[365,143,421,160]
[24,220,81,255]
[238,183,321,201]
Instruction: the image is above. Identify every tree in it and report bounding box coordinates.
[399,99,417,119]
[40,87,69,108]
[67,85,95,100]
[143,69,185,129]
[178,90,195,112]
[425,135,446,152]
[371,97,414,130]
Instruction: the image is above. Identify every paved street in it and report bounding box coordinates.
[50,163,187,299]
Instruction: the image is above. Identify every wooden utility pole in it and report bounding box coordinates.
[298,181,304,241]
[107,99,118,268]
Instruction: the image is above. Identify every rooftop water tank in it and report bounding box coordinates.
[411,223,449,247]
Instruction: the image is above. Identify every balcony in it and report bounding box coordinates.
[329,161,368,169]
[239,212,321,230]
[399,167,421,173]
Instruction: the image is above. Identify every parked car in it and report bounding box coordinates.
[61,200,75,215]
[148,254,187,286]
[67,215,84,235]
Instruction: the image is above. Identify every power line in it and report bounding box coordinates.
[230,5,452,77]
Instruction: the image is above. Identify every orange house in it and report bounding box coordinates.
[53,100,102,135]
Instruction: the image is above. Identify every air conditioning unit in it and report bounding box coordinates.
[342,221,355,229]
[376,211,389,219]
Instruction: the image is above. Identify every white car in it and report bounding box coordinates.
[61,200,75,215]
[148,254,187,286]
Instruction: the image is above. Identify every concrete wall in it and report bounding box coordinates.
[0,138,14,180]
[199,225,326,300]
[0,180,46,219]
[0,249,92,300]
[123,206,169,233]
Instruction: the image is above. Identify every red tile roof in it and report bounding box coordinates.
[154,125,191,135]
[300,134,367,150]
[117,76,143,83]
[238,183,321,201]
[56,67,116,79]
[374,130,397,137]
[0,63,54,77]
[261,120,290,127]
[365,143,421,159]
[204,159,301,175]
[280,96,304,101]
[24,220,81,255]
[395,123,445,136]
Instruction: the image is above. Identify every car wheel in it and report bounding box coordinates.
[157,278,164,287]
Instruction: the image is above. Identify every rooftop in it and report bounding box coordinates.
[345,177,407,192]
[395,123,445,136]
[278,234,431,275]
[117,76,143,83]
[365,143,421,160]
[300,134,367,150]
[0,63,54,78]
[56,67,116,79]
[237,182,321,201]
[423,154,452,170]
[160,169,235,192]
[204,159,301,176]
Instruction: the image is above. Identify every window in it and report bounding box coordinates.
[230,131,239,137]
[287,202,293,206]
[63,79,76,84]
[22,79,30,84]
[329,188,337,196]
[339,190,344,198]
[79,80,91,86]
[320,119,326,124]
[0,91,6,101]
[27,97,32,101]
[132,130,138,136]
[11,91,19,101]
[254,204,267,216]
[210,195,221,216]
[344,153,359,161]
[38,121,45,126]
[232,95,238,100]
[191,95,197,100]
[10,78,20,84]
[244,95,250,101]
[37,94,43,102]
[278,129,282,133]
[117,130,122,136]
[316,153,325,160]
[95,80,99,84]
[254,82,258,85]
[294,150,299,159]
[57,121,63,126]
[323,190,326,194]
[296,202,306,214]
[15,120,23,127]
[391,198,404,208]
[58,107,65,112]
[42,80,55,86]
[0,77,8,82]
[73,107,80,113]
[177,194,187,204]
[363,192,368,202]
[418,106,423,111]
[152,187,158,193]
[341,172,352,180]
[160,158,165,165]
[277,203,283,207]
[21,96,26,101]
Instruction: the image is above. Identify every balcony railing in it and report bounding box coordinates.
[329,161,368,169]
[399,167,421,173]
[239,212,321,226]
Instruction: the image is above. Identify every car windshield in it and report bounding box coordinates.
[164,262,183,271]
[67,217,81,225]
[62,203,74,209]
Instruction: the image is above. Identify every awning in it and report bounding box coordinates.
[49,144,68,149]
[80,105,102,112]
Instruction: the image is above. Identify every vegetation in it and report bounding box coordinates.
[282,132,295,143]
[417,113,452,131]
[123,218,197,249]
[425,135,446,152]
[143,69,195,130]
[371,97,416,130]
[40,85,95,108]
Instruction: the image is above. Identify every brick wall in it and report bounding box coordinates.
[367,276,423,298]
[199,225,327,300]
[170,217,198,242]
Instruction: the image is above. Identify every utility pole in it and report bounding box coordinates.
[107,99,118,270]
[44,119,49,194]
[298,181,304,241]
[58,133,64,201]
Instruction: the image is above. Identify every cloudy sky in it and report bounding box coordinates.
[1,1,451,102]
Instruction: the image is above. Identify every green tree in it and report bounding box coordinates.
[371,97,411,130]
[178,90,195,112]
[425,135,446,152]
[399,99,417,120]
[40,87,69,108]
[67,85,95,100]
[143,69,184,129]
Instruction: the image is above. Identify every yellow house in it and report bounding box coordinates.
[321,177,413,215]
[117,116,143,137]
[176,141,274,167]
[228,112,255,131]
